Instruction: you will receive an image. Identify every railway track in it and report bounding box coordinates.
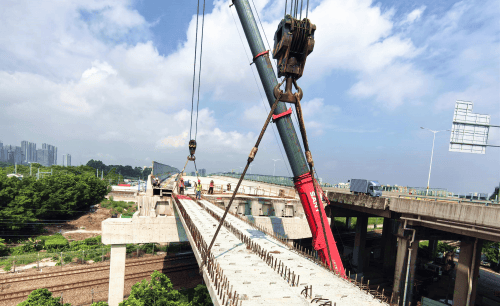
[0,253,194,286]
[0,262,199,303]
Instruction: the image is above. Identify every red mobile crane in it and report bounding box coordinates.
[229,0,346,276]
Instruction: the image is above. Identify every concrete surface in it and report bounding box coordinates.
[197,199,387,306]
[176,198,309,306]
[101,216,188,244]
[108,244,126,306]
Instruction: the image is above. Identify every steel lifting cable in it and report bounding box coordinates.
[190,0,201,141]
[293,89,337,273]
[194,0,206,141]
[200,79,286,271]
[181,0,206,184]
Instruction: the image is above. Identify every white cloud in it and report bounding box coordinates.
[401,6,426,25]
[157,132,189,148]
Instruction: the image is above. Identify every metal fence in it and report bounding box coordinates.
[215,172,332,188]
[0,242,191,273]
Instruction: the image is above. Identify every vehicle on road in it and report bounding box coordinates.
[349,179,382,197]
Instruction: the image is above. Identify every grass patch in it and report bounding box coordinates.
[101,199,137,216]
[332,217,384,229]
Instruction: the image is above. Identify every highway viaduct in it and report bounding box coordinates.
[326,189,500,306]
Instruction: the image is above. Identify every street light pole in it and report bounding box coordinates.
[272,159,280,176]
[421,127,450,196]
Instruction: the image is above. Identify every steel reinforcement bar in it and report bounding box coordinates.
[174,198,243,306]
[199,197,392,304]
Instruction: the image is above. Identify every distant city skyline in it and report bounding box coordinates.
[0,139,71,167]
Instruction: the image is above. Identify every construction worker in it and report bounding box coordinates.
[179,178,185,195]
[209,180,214,194]
[196,182,202,199]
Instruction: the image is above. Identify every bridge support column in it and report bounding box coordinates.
[353,216,368,273]
[392,221,408,305]
[453,238,482,306]
[108,244,126,306]
[405,238,419,306]
[392,222,419,306]
[382,218,397,277]
[346,217,352,230]
[429,239,438,256]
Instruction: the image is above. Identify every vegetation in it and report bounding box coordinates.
[18,272,212,306]
[86,159,164,180]
[482,241,500,271]
[17,288,71,306]
[0,165,109,236]
[100,199,137,217]
[120,271,212,306]
[332,217,384,229]
[0,233,189,271]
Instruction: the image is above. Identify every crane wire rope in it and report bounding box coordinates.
[189,0,201,141]
[229,6,292,177]
[194,0,206,141]
[249,0,279,74]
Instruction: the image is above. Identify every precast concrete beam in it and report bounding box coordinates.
[197,199,387,306]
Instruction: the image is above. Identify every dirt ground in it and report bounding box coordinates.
[43,206,116,240]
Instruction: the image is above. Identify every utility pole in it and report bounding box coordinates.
[421,127,449,196]
[272,159,280,176]
[232,0,344,275]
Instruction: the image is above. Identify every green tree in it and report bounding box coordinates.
[191,285,212,306]
[119,271,188,306]
[17,288,71,306]
[91,302,109,306]
[482,241,500,271]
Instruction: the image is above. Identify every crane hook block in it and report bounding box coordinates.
[272,15,316,80]
[189,139,197,157]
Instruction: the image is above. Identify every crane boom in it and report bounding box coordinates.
[232,0,345,276]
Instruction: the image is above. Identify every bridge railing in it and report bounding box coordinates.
[214,172,332,188]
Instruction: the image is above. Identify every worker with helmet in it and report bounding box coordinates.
[196,181,202,199]
[179,178,185,195]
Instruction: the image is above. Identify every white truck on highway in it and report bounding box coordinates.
[349,179,382,197]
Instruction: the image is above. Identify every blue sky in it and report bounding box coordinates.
[0,0,498,194]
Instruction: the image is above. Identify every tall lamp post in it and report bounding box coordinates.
[421,127,450,196]
[272,159,280,176]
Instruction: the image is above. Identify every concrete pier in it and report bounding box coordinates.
[453,238,482,306]
[108,244,126,306]
[353,216,368,273]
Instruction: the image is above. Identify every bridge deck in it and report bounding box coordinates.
[175,195,386,306]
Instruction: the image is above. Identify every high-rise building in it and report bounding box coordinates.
[0,141,3,162]
[36,149,49,166]
[30,142,37,162]
[63,154,71,167]
[41,143,57,166]
[21,141,28,163]
[21,141,37,163]
[200,168,206,176]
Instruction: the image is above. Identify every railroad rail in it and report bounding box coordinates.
[0,254,194,286]
[0,262,199,303]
